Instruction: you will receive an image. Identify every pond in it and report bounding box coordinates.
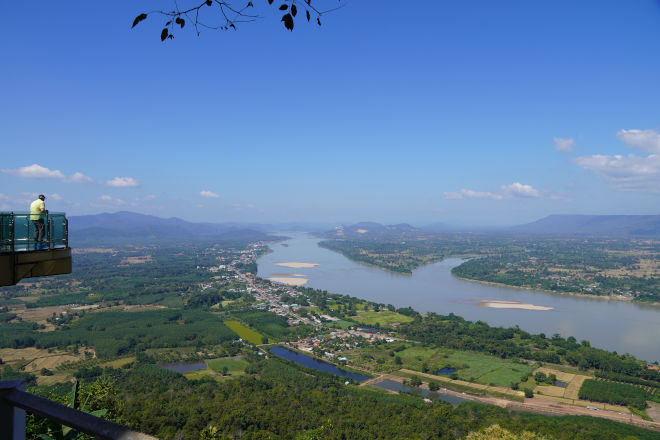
[160,361,206,373]
[437,367,457,375]
[371,379,467,406]
[270,346,371,382]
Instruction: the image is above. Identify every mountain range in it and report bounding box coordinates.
[68,211,275,245]
[66,212,660,244]
[509,214,660,236]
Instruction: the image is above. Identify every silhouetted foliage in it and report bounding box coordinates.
[132,0,343,41]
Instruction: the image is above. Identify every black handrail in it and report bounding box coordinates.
[0,381,157,440]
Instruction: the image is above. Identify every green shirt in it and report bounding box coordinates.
[30,199,45,221]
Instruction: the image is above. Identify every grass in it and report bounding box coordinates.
[393,370,524,402]
[225,320,265,344]
[440,350,534,386]
[350,344,534,387]
[100,357,135,368]
[207,357,249,376]
[183,369,214,380]
[326,320,354,329]
[352,310,415,327]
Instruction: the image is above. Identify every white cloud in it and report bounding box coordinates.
[1,164,65,179]
[0,163,92,183]
[573,153,660,192]
[231,203,256,211]
[445,182,541,200]
[200,190,220,199]
[0,193,8,200]
[553,137,575,153]
[66,172,93,183]
[99,195,125,205]
[616,129,660,153]
[501,182,540,198]
[444,189,503,200]
[574,128,660,192]
[50,193,63,201]
[106,177,140,188]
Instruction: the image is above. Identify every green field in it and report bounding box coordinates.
[445,351,534,386]
[183,369,214,380]
[352,310,415,326]
[326,320,354,329]
[225,320,265,344]
[350,344,534,386]
[207,357,249,376]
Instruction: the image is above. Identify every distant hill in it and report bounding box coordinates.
[512,215,660,236]
[68,211,275,245]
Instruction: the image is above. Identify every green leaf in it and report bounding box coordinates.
[91,409,109,418]
[131,13,148,28]
[291,4,297,17]
[268,0,274,4]
[69,380,78,409]
[282,13,294,31]
[206,0,213,5]
[175,17,185,28]
[279,4,288,10]
[306,10,310,21]
[161,28,169,41]
[317,17,321,26]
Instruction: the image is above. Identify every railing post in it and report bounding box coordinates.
[0,380,26,440]
[9,214,15,253]
[46,213,51,250]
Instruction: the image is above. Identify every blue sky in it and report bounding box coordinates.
[2,0,660,226]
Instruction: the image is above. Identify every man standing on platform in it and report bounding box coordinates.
[30,194,47,250]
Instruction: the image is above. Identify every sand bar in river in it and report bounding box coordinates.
[476,300,553,311]
[268,277,309,286]
[274,262,319,268]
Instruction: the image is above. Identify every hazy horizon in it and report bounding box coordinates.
[2,1,660,225]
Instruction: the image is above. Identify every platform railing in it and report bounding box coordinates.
[0,212,68,253]
[0,380,157,440]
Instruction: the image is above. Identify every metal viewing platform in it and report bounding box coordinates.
[0,212,72,286]
[0,380,157,440]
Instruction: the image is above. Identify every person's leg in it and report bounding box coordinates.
[35,220,45,247]
[32,221,40,249]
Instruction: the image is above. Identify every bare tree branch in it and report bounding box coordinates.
[132,0,344,40]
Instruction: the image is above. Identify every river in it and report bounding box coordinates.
[257,234,660,363]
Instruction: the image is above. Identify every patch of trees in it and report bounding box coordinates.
[66,357,660,439]
[231,310,291,339]
[595,371,660,389]
[578,379,651,409]
[0,309,237,357]
[398,314,652,382]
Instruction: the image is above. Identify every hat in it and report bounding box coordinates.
[38,194,46,200]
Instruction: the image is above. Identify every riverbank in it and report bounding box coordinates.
[258,234,660,362]
[453,274,660,306]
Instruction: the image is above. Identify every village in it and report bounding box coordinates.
[202,243,400,362]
